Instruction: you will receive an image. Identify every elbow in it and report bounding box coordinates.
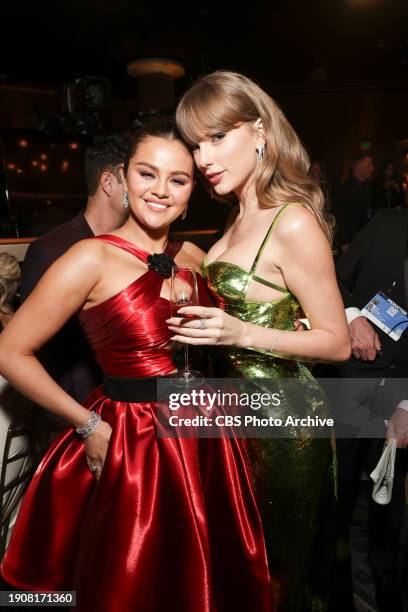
[333,336,352,363]
[0,341,19,377]
[0,345,10,376]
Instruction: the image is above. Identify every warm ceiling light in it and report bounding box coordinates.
[70,143,79,150]
[19,139,28,147]
[127,58,185,79]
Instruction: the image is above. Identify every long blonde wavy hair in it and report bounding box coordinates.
[176,70,333,242]
[0,252,20,313]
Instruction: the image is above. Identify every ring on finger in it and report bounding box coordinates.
[199,317,207,330]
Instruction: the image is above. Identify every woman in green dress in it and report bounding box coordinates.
[167,71,351,611]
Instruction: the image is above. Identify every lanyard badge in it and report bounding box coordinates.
[362,291,408,341]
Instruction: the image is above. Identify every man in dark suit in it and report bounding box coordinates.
[334,207,408,610]
[333,152,375,253]
[21,133,130,432]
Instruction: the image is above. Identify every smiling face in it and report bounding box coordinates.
[191,122,262,196]
[124,136,194,230]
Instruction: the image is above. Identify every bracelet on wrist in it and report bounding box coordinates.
[76,411,101,439]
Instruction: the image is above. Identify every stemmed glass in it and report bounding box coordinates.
[169,266,204,387]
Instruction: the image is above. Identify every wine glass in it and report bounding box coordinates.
[169,266,204,387]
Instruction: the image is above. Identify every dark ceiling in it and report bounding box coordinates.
[1,0,408,96]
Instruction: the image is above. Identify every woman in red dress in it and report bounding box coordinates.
[0,118,272,611]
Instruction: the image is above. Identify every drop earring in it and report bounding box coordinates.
[256,142,266,162]
[181,207,188,221]
[123,191,130,208]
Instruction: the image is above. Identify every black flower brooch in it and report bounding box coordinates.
[147,253,176,278]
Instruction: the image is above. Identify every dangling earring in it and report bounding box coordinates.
[122,191,130,208]
[181,207,188,221]
[210,187,214,199]
[256,142,266,162]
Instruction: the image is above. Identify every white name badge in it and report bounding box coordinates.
[362,291,408,341]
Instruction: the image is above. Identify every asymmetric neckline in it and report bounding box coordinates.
[80,235,180,313]
[95,234,173,259]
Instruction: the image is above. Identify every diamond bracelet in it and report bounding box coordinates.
[76,411,101,439]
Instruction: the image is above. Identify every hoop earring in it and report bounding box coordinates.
[181,207,188,221]
[256,143,266,162]
[122,191,130,208]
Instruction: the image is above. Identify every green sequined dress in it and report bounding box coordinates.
[203,204,336,612]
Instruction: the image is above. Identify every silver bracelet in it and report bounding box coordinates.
[270,330,279,353]
[76,411,101,439]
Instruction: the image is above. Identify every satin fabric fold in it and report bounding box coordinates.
[1,236,272,612]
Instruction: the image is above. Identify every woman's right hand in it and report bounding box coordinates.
[83,420,113,480]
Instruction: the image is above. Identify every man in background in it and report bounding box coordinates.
[21,133,130,432]
[334,206,408,611]
[333,152,375,252]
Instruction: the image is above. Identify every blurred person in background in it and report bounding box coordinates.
[0,252,32,560]
[374,161,405,210]
[310,159,335,218]
[0,253,20,329]
[333,152,375,253]
[334,206,408,611]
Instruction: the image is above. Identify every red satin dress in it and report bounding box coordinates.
[1,236,272,612]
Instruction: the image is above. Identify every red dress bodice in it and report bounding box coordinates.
[79,235,207,378]
[79,235,212,378]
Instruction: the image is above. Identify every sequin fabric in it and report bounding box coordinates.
[203,204,337,611]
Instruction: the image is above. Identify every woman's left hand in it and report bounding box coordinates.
[166,306,246,346]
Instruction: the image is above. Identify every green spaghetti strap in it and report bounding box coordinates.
[251,275,288,293]
[249,203,295,276]
[242,203,301,297]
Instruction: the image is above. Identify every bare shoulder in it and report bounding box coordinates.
[274,204,327,245]
[275,204,319,235]
[49,238,106,278]
[21,238,107,307]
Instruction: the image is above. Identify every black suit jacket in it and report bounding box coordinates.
[336,208,408,373]
[333,176,373,248]
[21,211,102,415]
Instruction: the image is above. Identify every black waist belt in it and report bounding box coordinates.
[103,375,158,402]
